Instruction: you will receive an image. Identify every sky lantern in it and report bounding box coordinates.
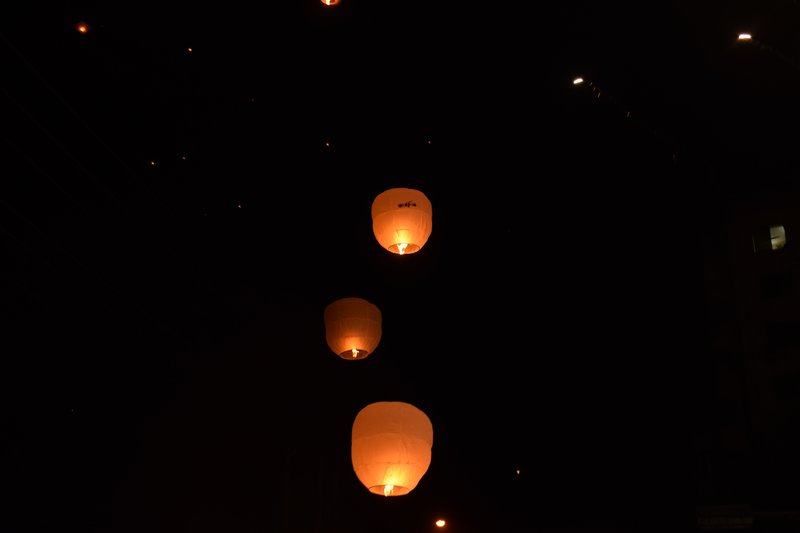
[321,0,340,5]
[324,297,382,360]
[371,188,432,255]
[351,401,433,496]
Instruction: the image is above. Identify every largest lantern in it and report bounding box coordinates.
[351,401,433,496]
[371,188,432,255]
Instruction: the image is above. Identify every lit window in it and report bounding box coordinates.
[753,225,787,253]
[770,225,786,250]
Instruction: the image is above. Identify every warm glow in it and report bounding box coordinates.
[516,469,521,475]
[371,188,433,255]
[738,33,752,41]
[435,519,446,527]
[573,77,584,85]
[324,297,382,361]
[322,0,341,5]
[187,47,193,52]
[75,22,89,34]
[352,401,433,497]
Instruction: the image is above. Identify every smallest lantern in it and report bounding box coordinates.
[324,297,382,360]
[321,0,340,5]
[371,187,432,255]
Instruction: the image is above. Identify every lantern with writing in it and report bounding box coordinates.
[371,188,432,255]
[324,297,382,360]
[351,401,433,496]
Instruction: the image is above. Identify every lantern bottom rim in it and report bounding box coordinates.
[368,484,412,497]
[338,350,370,360]
[386,243,421,255]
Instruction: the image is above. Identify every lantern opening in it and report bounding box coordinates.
[367,483,411,497]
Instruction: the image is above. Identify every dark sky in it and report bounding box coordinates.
[3,2,800,532]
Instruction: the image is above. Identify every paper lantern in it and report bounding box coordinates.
[321,0,340,5]
[351,401,433,496]
[324,297,382,360]
[371,188,432,255]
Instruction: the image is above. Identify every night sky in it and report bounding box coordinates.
[3,2,800,532]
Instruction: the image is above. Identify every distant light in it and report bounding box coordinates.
[237,203,242,209]
[427,139,432,144]
[516,469,520,475]
[75,22,90,34]
[324,141,331,147]
[148,160,156,166]
[186,47,193,52]
[180,155,187,160]
[322,0,341,5]
[435,519,446,528]
[573,77,584,85]
[738,33,752,41]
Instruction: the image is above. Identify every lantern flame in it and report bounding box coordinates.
[351,348,359,358]
[384,484,395,496]
[397,243,408,255]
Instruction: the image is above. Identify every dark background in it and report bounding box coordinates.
[2,1,799,532]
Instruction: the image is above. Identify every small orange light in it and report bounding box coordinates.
[187,47,193,52]
[573,77,584,85]
[516,469,521,475]
[75,22,90,34]
[148,160,156,166]
[435,519,446,527]
[322,0,340,5]
[737,33,752,41]
[324,142,331,147]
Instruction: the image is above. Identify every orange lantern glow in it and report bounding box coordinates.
[321,0,340,5]
[324,297,382,360]
[351,401,433,496]
[371,188,432,255]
